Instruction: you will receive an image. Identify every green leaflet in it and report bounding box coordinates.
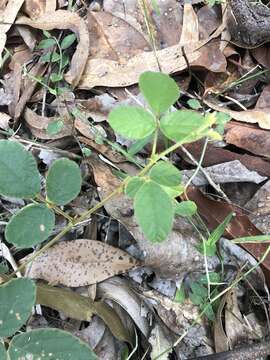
[139,71,180,114]
[134,181,174,242]
[46,158,82,206]
[5,204,55,248]
[0,140,40,199]
[8,329,97,360]
[108,105,156,140]
[0,278,36,337]
[149,161,181,186]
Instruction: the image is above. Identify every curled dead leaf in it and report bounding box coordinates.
[16,10,89,87]
[24,107,73,139]
[26,239,140,287]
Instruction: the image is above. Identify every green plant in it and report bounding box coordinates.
[0,71,222,355]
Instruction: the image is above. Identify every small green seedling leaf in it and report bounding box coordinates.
[175,201,197,217]
[187,99,202,110]
[5,204,55,248]
[134,181,174,242]
[43,30,51,38]
[0,278,36,337]
[215,112,231,135]
[174,286,185,304]
[160,110,211,143]
[125,177,145,198]
[198,212,234,256]
[8,329,98,360]
[47,119,64,135]
[40,51,61,63]
[139,71,180,114]
[61,33,77,49]
[149,161,181,186]
[37,38,56,49]
[46,158,82,205]
[0,140,40,198]
[0,343,7,360]
[50,73,63,82]
[82,147,92,157]
[108,106,156,140]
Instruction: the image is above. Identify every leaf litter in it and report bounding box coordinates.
[2,0,270,359]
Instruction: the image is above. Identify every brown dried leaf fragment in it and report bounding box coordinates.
[0,0,25,56]
[24,107,73,139]
[26,239,139,287]
[16,10,89,87]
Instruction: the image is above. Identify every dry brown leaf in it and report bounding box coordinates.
[0,0,25,56]
[14,62,46,120]
[79,19,225,89]
[16,10,89,87]
[0,112,11,130]
[23,0,57,19]
[24,107,73,139]
[88,10,150,62]
[225,122,270,158]
[79,44,200,89]
[97,277,149,338]
[205,100,270,130]
[26,239,139,287]
[180,3,199,45]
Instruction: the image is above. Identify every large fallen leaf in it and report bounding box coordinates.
[36,282,132,344]
[225,122,270,158]
[16,10,89,87]
[0,0,25,56]
[178,140,270,177]
[97,277,150,338]
[205,99,270,130]
[26,239,139,286]
[24,107,73,139]
[79,22,225,89]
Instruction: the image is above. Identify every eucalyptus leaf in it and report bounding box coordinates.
[8,329,97,360]
[149,161,181,186]
[160,110,211,143]
[46,158,82,205]
[5,204,55,248]
[0,278,36,337]
[139,71,180,114]
[108,106,156,140]
[0,140,40,198]
[134,181,174,242]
